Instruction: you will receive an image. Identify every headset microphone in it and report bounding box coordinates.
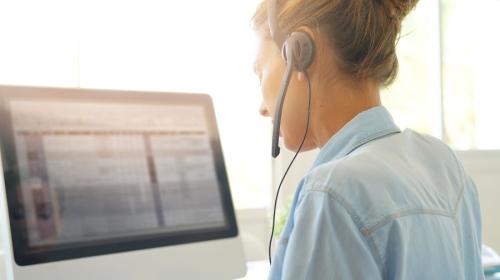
[267,0,315,266]
[271,43,295,158]
[268,5,315,158]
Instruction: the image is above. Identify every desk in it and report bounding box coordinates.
[487,274,500,280]
[2,258,499,279]
[0,254,268,280]
[0,252,4,279]
[235,261,269,280]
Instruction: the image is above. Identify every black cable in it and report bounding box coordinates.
[269,71,312,265]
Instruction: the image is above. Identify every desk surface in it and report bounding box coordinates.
[2,258,500,280]
[235,261,269,280]
[1,254,268,280]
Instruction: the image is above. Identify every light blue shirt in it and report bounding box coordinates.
[269,106,484,279]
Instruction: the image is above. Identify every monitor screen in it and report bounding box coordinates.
[0,86,238,265]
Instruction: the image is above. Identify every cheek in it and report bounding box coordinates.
[260,71,282,118]
[279,80,309,137]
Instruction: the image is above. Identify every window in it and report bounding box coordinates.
[1,0,498,210]
[441,0,500,149]
[383,0,500,149]
[382,0,442,138]
[0,0,269,209]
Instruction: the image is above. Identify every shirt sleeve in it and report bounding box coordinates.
[281,190,382,280]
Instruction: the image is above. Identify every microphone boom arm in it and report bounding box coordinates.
[272,54,295,158]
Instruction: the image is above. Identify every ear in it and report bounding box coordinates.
[294,27,333,81]
[297,26,318,74]
[297,72,306,81]
[283,31,315,71]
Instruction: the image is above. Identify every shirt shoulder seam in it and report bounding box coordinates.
[305,180,466,237]
[303,188,463,278]
[362,208,456,236]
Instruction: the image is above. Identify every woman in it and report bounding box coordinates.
[252,0,484,279]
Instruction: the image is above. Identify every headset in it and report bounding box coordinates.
[268,0,315,158]
[267,0,316,265]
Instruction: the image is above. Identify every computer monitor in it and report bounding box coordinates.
[0,85,246,280]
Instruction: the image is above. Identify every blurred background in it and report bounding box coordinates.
[0,0,499,264]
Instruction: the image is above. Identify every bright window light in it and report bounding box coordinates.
[0,0,271,209]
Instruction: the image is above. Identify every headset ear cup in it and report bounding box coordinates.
[283,31,315,72]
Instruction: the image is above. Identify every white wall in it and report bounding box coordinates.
[272,149,318,210]
[235,209,269,262]
[456,150,500,252]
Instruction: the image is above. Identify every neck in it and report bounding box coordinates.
[310,78,381,148]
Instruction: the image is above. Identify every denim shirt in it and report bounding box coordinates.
[269,106,484,280]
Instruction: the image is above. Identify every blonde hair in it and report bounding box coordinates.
[252,0,419,86]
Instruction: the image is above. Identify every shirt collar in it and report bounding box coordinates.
[312,106,401,168]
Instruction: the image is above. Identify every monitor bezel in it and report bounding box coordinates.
[0,85,239,266]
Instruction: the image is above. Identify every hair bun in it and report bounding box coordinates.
[381,0,419,20]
